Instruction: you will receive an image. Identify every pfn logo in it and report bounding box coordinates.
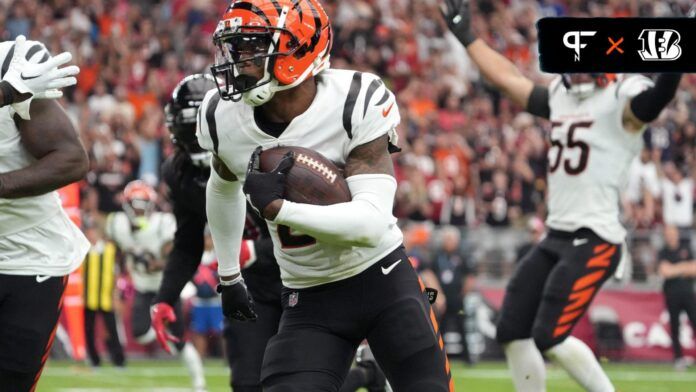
[638,29,682,61]
[563,31,597,61]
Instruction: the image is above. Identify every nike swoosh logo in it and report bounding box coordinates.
[382,102,394,117]
[381,259,402,275]
[36,275,51,283]
[573,238,588,247]
[21,73,40,80]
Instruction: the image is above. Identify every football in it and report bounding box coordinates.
[259,146,352,205]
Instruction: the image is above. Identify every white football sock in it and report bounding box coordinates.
[545,336,614,392]
[135,327,157,345]
[179,342,207,391]
[503,339,547,391]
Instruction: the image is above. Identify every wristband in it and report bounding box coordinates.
[219,275,244,286]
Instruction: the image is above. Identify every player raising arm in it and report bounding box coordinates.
[0,36,87,391]
[440,0,682,130]
[441,1,688,391]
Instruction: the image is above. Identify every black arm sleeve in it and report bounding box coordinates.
[526,85,551,119]
[629,73,682,123]
[154,160,207,306]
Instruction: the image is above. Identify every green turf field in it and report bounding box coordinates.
[36,359,696,391]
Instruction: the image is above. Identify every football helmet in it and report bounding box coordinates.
[122,180,157,228]
[561,73,616,100]
[211,0,332,106]
[165,74,218,167]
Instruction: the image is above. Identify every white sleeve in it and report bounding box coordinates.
[346,73,400,154]
[206,166,246,277]
[274,174,397,248]
[195,89,220,153]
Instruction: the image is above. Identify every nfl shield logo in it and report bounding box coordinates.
[288,292,299,307]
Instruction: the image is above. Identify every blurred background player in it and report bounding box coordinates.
[657,225,696,371]
[82,219,126,368]
[0,35,86,391]
[105,179,206,392]
[150,73,283,392]
[441,0,687,390]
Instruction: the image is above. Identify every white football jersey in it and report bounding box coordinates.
[106,212,176,292]
[0,40,89,276]
[545,75,654,244]
[197,69,403,288]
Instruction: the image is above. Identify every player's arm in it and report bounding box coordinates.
[622,73,683,132]
[193,89,256,320]
[205,156,257,321]
[207,155,247,280]
[0,99,88,198]
[269,135,397,248]
[440,0,548,117]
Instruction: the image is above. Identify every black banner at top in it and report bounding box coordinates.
[537,18,696,73]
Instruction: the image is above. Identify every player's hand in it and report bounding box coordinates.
[440,0,477,47]
[150,302,180,354]
[243,146,294,220]
[3,35,79,107]
[217,277,258,322]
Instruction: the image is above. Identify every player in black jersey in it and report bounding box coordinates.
[150,74,282,392]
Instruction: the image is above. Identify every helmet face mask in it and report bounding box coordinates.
[122,180,157,228]
[211,0,333,106]
[561,73,616,100]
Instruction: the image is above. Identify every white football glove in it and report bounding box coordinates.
[2,35,80,119]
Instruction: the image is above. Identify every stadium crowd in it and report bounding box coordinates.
[1,0,694,286]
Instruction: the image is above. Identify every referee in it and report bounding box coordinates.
[658,225,696,371]
[82,223,125,368]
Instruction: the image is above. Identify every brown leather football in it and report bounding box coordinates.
[259,146,351,205]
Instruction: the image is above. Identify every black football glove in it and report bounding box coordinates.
[243,146,294,219]
[217,278,257,322]
[440,0,477,47]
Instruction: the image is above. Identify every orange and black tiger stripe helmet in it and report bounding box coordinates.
[211,0,332,105]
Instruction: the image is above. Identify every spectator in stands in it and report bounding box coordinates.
[659,162,694,245]
[482,169,516,227]
[515,216,545,263]
[625,147,660,228]
[658,225,696,371]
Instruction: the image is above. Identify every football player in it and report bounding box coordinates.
[105,180,207,392]
[149,74,283,392]
[441,0,688,391]
[0,35,87,391]
[198,1,452,391]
